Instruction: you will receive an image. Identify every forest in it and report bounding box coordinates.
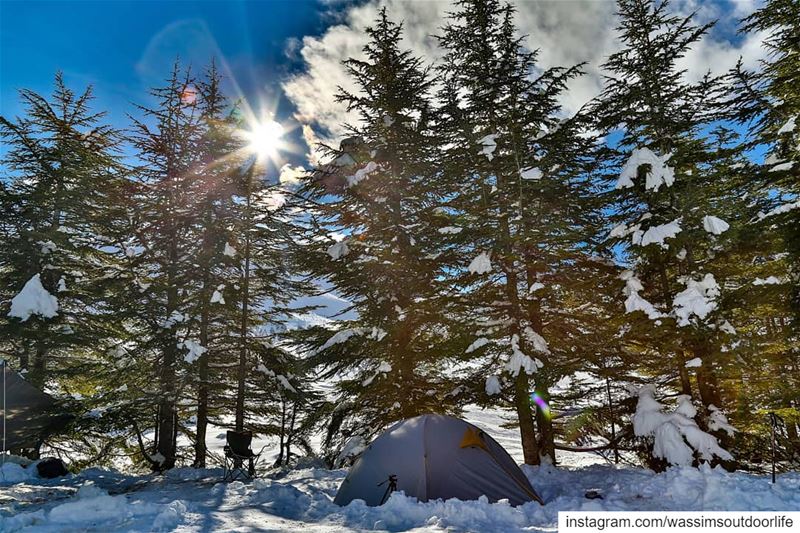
[1,0,798,483]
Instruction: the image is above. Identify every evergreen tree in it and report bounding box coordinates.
[125,63,205,470]
[435,0,604,464]
[726,0,800,451]
[299,9,461,457]
[594,0,764,457]
[0,75,124,455]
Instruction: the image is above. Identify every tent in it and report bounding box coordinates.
[2,361,72,454]
[333,414,543,507]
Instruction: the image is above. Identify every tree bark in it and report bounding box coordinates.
[514,371,540,465]
[235,168,253,432]
[535,384,555,463]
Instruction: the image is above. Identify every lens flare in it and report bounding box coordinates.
[244,119,284,158]
[529,392,551,420]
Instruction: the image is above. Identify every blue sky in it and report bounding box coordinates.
[2,0,766,167]
[1,0,332,166]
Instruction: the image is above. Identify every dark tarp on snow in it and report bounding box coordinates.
[2,364,72,450]
[333,414,543,507]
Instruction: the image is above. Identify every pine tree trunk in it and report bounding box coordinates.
[193,210,214,468]
[275,398,286,467]
[535,383,555,463]
[156,224,179,470]
[235,170,253,432]
[513,371,540,465]
[694,344,722,408]
[696,363,721,408]
[678,352,693,397]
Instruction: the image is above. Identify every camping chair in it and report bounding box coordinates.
[222,430,264,481]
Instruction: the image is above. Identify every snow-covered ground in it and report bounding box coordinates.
[3,407,799,532]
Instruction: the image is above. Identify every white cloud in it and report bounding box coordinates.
[283,0,767,153]
[279,163,307,185]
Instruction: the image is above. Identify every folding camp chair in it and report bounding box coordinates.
[222,430,264,481]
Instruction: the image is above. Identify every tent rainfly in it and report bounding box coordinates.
[333,414,543,507]
[2,361,72,455]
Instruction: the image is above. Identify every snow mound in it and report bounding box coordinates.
[8,274,59,321]
[1,462,37,483]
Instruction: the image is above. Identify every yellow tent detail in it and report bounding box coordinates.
[459,427,488,451]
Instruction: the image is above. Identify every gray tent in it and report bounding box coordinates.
[333,414,543,507]
[2,362,72,452]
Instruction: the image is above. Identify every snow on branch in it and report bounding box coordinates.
[672,274,719,327]
[620,270,663,320]
[8,274,59,321]
[633,386,733,466]
[617,147,675,192]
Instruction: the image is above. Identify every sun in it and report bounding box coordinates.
[244,119,284,158]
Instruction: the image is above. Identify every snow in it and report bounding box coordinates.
[179,340,207,364]
[777,116,796,134]
[684,357,702,368]
[672,273,720,327]
[1,462,37,483]
[362,361,392,386]
[277,374,297,393]
[4,454,799,532]
[160,310,187,329]
[315,327,386,354]
[632,386,733,466]
[327,240,350,260]
[637,218,682,247]
[523,326,551,355]
[465,337,490,353]
[617,147,675,191]
[8,274,59,321]
[620,270,663,320]
[3,404,797,532]
[468,252,492,274]
[346,161,378,186]
[718,320,736,335]
[758,200,800,219]
[438,226,462,234]
[769,161,794,172]
[210,285,225,304]
[223,242,236,257]
[38,240,57,254]
[608,222,632,238]
[707,405,736,437]
[753,276,782,285]
[479,134,498,161]
[702,215,730,235]
[528,282,545,293]
[520,167,543,180]
[485,375,502,395]
[506,334,543,376]
[336,436,366,467]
